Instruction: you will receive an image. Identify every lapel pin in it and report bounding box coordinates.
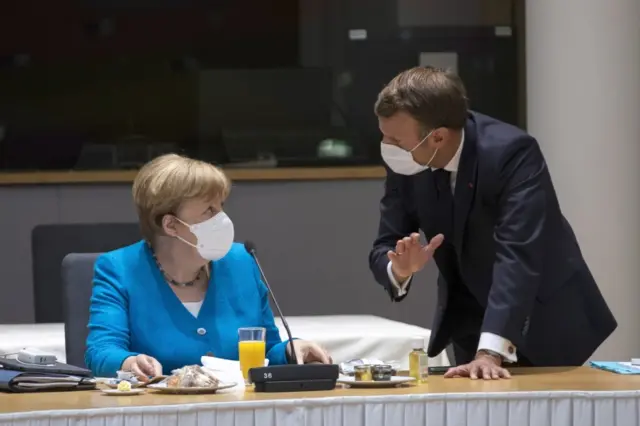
[468,182,474,189]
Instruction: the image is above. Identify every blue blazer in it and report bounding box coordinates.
[369,112,617,366]
[85,241,290,377]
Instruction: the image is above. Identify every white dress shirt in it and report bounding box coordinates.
[387,130,518,363]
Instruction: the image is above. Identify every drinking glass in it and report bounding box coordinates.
[238,327,266,383]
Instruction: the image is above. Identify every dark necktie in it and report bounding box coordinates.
[432,169,454,241]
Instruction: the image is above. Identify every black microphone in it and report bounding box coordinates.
[243,240,298,364]
[244,241,339,392]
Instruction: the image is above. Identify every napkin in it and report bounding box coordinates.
[590,361,640,375]
[200,356,269,392]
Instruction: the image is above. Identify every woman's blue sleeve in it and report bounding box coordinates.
[85,254,138,377]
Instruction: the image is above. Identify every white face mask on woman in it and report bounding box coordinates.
[380,130,437,175]
[174,212,235,261]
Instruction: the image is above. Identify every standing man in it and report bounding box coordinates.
[369,66,617,379]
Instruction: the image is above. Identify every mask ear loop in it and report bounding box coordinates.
[409,129,438,167]
[169,216,196,247]
[425,148,439,168]
[409,129,433,153]
[172,215,212,276]
[175,235,198,249]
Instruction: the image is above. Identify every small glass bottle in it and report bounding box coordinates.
[408,337,429,384]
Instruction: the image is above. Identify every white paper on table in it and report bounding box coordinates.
[200,356,269,393]
[618,362,640,370]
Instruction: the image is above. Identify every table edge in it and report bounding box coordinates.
[3,388,640,417]
[0,167,386,186]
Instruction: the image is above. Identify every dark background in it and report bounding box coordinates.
[0,0,522,171]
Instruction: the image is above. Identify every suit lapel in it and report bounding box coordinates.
[453,115,478,253]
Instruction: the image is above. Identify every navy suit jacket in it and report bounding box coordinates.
[369,112,617,366]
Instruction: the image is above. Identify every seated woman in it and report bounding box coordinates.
[86,153,331,378]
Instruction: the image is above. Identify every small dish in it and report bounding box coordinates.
[102,379,143,389]
[101,388,146,396]
[354,365,373,382]
[337,376,415,388]
[116,370,136,381]
[371,364,394,381]
[101,375,166,389]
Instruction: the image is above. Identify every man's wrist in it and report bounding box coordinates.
[390,265,411,283]
[477,332,517,363]
[475,349,503,366]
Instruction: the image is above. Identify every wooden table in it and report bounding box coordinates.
[1,367,639,426]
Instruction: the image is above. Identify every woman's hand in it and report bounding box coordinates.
[286,340,332,364]
[121,354,163,381]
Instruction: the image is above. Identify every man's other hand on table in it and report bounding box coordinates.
[444,351,511,380]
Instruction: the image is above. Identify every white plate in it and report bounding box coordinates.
[102,380,144,389]
[100,376,166,389]
[147,382,237,394]
[337,376,415,388]
[102,388,146,396]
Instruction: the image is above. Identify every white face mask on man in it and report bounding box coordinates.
[380,130,438,175]
[174,212,235,261]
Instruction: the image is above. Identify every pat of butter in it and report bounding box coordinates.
[117,380,132,392]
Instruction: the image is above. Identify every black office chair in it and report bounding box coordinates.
[61,253,101,368]
[32,223,141,323]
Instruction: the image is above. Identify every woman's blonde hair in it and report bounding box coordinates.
[132,153,231,241]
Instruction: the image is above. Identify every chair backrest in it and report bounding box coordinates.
[32,223,141,323]
[61,253,101,368]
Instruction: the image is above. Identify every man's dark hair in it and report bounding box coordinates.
[374,66,469,132]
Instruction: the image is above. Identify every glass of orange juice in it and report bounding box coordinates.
[238,327,266,383]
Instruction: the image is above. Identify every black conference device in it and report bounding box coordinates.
[244,241,339,392]
[428,366,449,375]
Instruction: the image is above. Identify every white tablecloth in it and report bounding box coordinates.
[0,315,449,368]
[0,323,66,363]
[275,315,448,368]
[1,391,637,426]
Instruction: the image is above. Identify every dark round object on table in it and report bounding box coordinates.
[371,364,393,381]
